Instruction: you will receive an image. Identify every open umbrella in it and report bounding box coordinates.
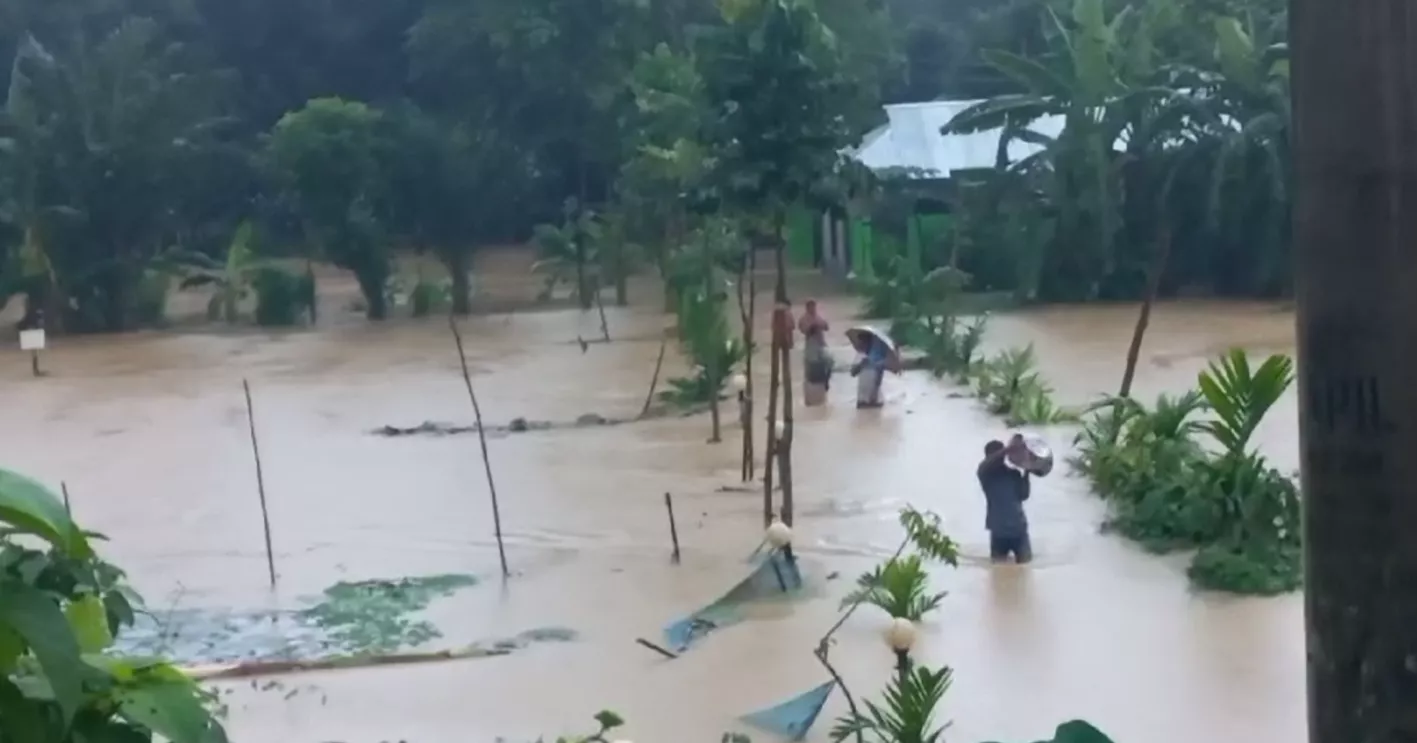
[845,325,896,354]
[846,326,901,372]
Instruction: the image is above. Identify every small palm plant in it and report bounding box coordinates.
[1006,383,1077,426]
[974,344,1044,415]
[827,508,960,743]
[1196,349,1295,458]
[830,664,953,743]
[840,555,945,622]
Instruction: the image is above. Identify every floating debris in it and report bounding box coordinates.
[302,574,481,655]
[116,573,482,665]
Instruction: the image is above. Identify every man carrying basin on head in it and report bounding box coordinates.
[979,434,1035,564]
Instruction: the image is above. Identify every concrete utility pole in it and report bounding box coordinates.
[1291,1,1417,741]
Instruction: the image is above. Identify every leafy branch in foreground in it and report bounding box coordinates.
[0,467,228,743]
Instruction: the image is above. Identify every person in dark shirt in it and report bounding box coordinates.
[978,435,1033,564]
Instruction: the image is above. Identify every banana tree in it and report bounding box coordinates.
[942,0,1132,301]
[944,0,1203,302]
[160,221,270,323]
[1195,17,1292,296]
[532,204,603,307]
[0,35,84,332]
[1,21,231,332]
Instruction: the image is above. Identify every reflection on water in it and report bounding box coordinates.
[0,288,1305,743]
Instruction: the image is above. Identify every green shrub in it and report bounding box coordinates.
[1072,351,1301,594]
[129,269,170,327]
[252,266,310,326]
[969,345,1074,425]
[410,278,452,317]
[661,283,743,408]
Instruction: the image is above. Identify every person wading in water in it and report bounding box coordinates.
[978,434,1033,564]
[798,299,831,406]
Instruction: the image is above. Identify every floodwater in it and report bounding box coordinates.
[0,269,1306,743]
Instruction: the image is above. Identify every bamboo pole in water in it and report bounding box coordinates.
[1118,227,1170,399]
[773,227,795,527]
[778,321,796,527]
[640,332,669,418]
[448,316,510,579]
[762,310,781,528]
[1290,3,1417,741]
[663,492,681,564]
[738,244,758,482]
[242,379,277,589]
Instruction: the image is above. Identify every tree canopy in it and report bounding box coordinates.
[0,0,1295,331]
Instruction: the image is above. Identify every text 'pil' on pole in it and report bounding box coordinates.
[1290,2,1417,741]
[242,379,277,589]
[448,316,510,579]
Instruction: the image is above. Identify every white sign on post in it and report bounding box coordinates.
[19,329,45,351]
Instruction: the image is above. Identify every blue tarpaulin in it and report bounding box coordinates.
[740,680,837,741]
[661,550,803,653]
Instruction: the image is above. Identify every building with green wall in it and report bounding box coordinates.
[786,99,1065,281]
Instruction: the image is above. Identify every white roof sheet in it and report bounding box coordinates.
[849,99,1067,178]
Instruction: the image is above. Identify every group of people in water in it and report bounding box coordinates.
[790,299,898,410]
[785,299,1040,565]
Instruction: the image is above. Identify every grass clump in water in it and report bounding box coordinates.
[299,573,479,655]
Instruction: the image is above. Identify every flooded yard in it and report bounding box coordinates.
[0,278,1305,743]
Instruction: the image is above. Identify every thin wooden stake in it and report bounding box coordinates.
[635,637,679,659]
[242,379,277,589]
[60,481,71,515]
[449,316,510,579]
[640,333,669,418]
[594,285,611,343]
[664,492,681,563]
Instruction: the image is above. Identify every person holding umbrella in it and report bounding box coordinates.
[846,326,899,409]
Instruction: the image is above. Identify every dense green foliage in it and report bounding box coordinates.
[1071,349,1300,594]
[0,0,1046,333]
[934,0,1290,303]
[0,0,1294,333]
[661,220,746,420]
[0,468,227,742]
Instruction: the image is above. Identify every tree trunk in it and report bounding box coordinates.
[447,249,472,315]
[305,259,319,325]
[763,297,781,527]
[575,244,592,311]
[594,281,610,341]
[1118,227,1170,399]
[103,269,129,333]
[1291,2,1417,742]
[615,274,628,307]
[739,243,757,482]
[355,267,388,320]
[778,337,795,527]
[708,368,722,443]
[773,218,794,527]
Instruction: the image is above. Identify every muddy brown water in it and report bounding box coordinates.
[0,279,1304,743]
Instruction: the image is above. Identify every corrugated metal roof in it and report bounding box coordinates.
[849,99,1067,178]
